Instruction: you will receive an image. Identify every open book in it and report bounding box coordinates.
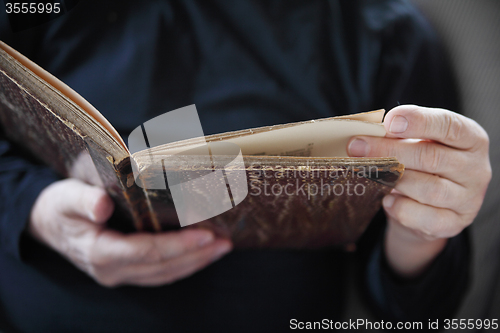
[0,40,403,248]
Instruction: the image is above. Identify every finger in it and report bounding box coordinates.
[57,179,114,224]
[384,105,489,151]
[92,193,115,224]
[348,136,469,181]
[120,239,232,286]
[393,170,467,211]
[90,228,216,267]
[382,193,467,239]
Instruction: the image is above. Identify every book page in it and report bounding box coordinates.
[133,110,386,168]
[223,119,385,157]
[332,109,385,123]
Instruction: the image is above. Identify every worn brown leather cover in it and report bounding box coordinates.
[0,42,404,248]
[137,156,402,248]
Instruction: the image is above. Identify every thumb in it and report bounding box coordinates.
[58,179,114,224]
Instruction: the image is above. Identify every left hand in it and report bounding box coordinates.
[348,105,491,278]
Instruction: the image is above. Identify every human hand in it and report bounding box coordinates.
[348,105,491,278]
[29,178,232,287]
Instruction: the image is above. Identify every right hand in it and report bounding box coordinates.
[28,178,232,287]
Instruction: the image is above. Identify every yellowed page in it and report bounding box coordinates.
[333,109,385,123]
[134,112,386,167]
[225,119,385,157]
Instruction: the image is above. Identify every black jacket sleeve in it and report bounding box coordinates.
[0,132,59,261]
[374,233,470,323]
[364,216,470,324]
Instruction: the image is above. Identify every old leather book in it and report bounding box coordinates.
[0,40,404,248]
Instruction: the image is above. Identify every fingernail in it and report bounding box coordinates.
[214,245,231,260]
[383,195,395,208]
[389,115,408,133]
[348,138,369,157]
[85,196,96,221]
[214,243,232,259]
[87,201,97,222]
[197,233,214,247]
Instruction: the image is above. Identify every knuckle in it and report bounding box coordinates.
[419,143,442,173]
[384,140,399,158]
[435,211,464,238]
[162,276,177,285]
[425,176,451,206]
[450,218,468,238]
[460,212,477,229]
[141,242,164,263]
[472,153,492,186]
[94,275,120,288]
[422,211,448,238]
[417,107,432,137]
[463,191,485,217]
[484,163,493,184]
[478,127,490,146]
[471,120,490,150]
[442,112,464,144]
[89,251,112,268]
